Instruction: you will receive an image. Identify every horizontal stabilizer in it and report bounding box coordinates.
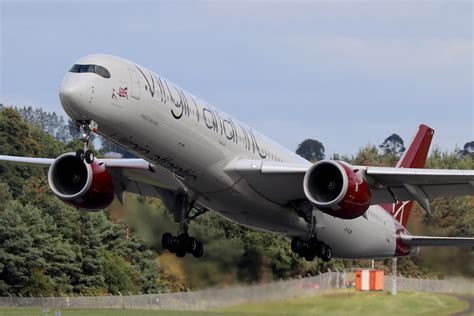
[401,235,474,247]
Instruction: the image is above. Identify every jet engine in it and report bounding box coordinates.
[48,153,114,210]
[303,160,371,219]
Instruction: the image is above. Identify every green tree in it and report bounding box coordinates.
[19,179,162,294]
[379,133,405,156]
[0,201,76,295]
[0,108,165,295]
[17,106,70,143]
[100,250,137,295]
[0,108,42,196]
[0,183,12,209]
[460,141,474,159]
[296,139,325,162]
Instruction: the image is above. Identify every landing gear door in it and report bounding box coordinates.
[128,69,140,100]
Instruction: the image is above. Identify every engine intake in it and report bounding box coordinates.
[48,153,114,210]
[303,160,371,219]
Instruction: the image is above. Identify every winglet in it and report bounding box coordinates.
[396,124,434,168]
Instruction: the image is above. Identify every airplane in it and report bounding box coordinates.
[1,54,473,261]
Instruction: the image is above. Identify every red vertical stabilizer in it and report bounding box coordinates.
[381,124,434,227]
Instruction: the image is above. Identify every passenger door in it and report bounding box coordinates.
[128,69,140,100]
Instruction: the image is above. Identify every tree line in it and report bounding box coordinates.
[0,105,472,296]
[296,133,473,162]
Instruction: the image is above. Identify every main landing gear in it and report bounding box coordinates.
[161,194,205,259]
[75,121,95,164]
[291,236,333,262]
[162,232,203,258]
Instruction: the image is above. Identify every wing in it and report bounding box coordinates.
[226,159,309,204]
[401,235,474,247]
[0,155,180,199]
[355,166,474,211]
[0,155,55,166]
[229,124,474,207]
[227,159,474,206]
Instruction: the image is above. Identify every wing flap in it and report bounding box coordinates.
[401,235,474,247]
[103,158,151,170]
[229,159,308,204]
[362,166,474,205]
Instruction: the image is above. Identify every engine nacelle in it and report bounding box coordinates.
[303,160,371,219]
[48,153,114,210]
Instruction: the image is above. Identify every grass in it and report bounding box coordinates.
[223,290,470,316]
[0,291,469,316]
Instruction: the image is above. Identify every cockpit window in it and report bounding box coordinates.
[69,64,111,79]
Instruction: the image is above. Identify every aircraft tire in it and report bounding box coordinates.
[162,232,173,249]
[193,241,203,258]
[315,241,326,258]
[176,234,189,257]
[291,236,301,253]
[304,250,316,261]
[322,246,332,262]
[75,149,85,161]
[169,237,178,253]
[187,237,198,253]
[85,150,94,164]
[297,240,309,257]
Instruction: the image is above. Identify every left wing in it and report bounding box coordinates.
[400,235,474,247]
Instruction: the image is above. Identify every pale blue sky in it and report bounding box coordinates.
[1,0,472,156]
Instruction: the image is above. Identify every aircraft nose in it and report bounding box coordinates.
[59,84,79,107]
[59,78,94,120]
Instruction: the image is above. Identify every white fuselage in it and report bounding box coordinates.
[60,54,411,259]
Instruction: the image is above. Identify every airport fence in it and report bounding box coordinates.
[385,276,473,294]
[0,272,335,311]
[0,272,472,310]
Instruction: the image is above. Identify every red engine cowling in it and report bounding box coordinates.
[303,160,371,219]
[48,153,114,210]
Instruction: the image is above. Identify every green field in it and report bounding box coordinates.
[0,291,470,316]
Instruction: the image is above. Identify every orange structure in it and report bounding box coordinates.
[355,270,384,291]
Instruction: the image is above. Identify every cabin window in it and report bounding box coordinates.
[69,64,111,79]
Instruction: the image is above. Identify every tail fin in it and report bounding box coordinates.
[382,124,435,227]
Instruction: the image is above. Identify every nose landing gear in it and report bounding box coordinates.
[291,236,333,262]
[75,121,95,164]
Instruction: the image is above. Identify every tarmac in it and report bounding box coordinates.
[451,295,474,316]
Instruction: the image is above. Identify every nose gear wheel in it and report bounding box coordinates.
[75,121,94,164]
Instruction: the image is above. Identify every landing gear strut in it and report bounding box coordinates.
[291,236,332,262]
[75,121,94,164]
[289,202,333,262]
[161,194,204,258]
